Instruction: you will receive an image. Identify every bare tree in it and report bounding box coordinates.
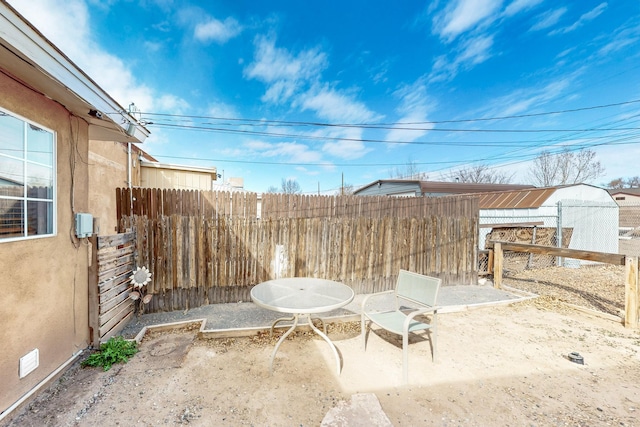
[389,160,428,180]
[446,164,513,184]
[280,178,302,194]
[605,178,625,189]
[336,183,354,196]
[605,176,640,189]
[626,176,640,188]
[266,185,279,193]
[528,148,604,186]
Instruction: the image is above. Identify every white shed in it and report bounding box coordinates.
[477,184,619,265]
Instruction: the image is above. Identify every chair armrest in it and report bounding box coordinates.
[361,290,395,313]
[403,306,440,331]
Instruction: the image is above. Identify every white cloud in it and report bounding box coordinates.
[549,3,608,35]
[143,41,163,53]
[157,95,190,114]
[206,101,239,119]
[595,22,640,57]
[386,79,435,143]
[9,0,89,57]
[457,34,494,64]
[298,85,379,124]
[503,0,543,17]
[429,34,494,82]
[530,8,567,31]
[194,17,242,44]
[244,37,379,160]
[598,37,638,56]
[433,0,503,41]
[244,36,328,104]
[321,128,372,159]
[243,140,324,164]
[488,76,574,117]
[8,0,188,114]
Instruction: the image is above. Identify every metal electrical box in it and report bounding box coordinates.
[75,213,93,238]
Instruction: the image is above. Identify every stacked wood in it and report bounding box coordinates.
[485,226,573,270]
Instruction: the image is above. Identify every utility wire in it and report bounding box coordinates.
[138,98,640,129]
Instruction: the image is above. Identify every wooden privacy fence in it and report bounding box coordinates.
[116,188,478,220]
[88,232,136,346]
[123,214,478,313]
[491,241,639,329]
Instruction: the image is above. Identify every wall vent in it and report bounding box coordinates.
[19,349,39,378]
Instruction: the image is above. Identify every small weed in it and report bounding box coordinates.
[82,337,138,371]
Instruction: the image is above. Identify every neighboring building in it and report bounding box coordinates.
[0,2,148,418]
[353,180,618,261]
[140,160,217,191]
[354,179,534,197]
[88,142,156,234]
[89,143,221,235]
[607,189,640,255]
[607,188,640,206]
[212,176,246,192]
[477,184,619,264]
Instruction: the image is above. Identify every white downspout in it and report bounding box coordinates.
[128,142,133,217]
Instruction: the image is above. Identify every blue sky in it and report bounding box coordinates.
[9,0,640,194]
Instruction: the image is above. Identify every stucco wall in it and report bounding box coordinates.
[611,193,640,206]
[0,72,90,412]
[88,141,142,234]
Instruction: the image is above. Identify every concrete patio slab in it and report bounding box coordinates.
[121,284,530,339]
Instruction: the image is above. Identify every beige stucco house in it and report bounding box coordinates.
[0,2,148,419]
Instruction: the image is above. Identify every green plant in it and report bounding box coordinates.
[82,337,138,371]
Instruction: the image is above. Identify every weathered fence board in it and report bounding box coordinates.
[125,212,478,313]
[492,241,639,329]
[89,233,136,346]
[117,188,477,221]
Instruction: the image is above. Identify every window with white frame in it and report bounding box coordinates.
[0,109,55,240]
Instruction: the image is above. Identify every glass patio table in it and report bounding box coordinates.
[250,277,355,375]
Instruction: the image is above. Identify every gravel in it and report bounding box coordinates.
[503,264,626,317]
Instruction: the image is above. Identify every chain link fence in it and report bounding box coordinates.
[478,200,620,274]
[618,202,640,256]
[477,201,629,317]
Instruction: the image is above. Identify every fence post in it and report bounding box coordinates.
[88,235,100,347]
[493,242,503,289]
[625,256,639,329]
[556,201,563,267]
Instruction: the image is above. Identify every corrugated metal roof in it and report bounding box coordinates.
[354,179,534,195]
[418,181,534,195]
[476,187,558,209]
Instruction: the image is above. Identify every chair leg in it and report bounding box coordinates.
[402,330,409,384]
[432,313,438,363]
[361,314,367,350]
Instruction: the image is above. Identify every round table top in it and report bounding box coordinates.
[250,277,355,314]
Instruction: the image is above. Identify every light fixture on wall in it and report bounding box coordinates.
[126,121,136,136]
[88,109,103,119]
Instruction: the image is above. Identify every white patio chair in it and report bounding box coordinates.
[361,269,441,384]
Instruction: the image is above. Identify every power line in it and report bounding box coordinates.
[149,121,640,135]
[138,98,640,129]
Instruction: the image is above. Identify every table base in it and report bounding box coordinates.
[269,314,341,375]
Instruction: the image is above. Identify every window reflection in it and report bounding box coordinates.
[0,109,55,240]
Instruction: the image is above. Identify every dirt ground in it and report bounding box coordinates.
[503,264,626,317]
[4,296,640,427]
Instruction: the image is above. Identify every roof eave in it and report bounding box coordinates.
[0,2,149,143]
